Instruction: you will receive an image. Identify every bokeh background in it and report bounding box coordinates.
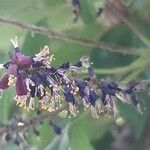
[0,0,150,150]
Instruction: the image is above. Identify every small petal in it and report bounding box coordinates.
[59,62,70,70]
[51,123,61,135]
[7,64,18,77]
[130,94,138,106]
[0,74,9,89]
[16,76,28,96]
[17,54,33,67]
[88,90,99,106]
[10,51,33,67]
[64,86,75,104]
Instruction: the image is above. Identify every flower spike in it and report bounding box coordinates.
[0,38,142,118]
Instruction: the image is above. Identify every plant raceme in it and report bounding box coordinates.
[0,37,141,119]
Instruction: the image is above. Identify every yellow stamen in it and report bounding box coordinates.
[8,74,16,86]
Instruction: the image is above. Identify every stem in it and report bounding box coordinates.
[0,104,68,136]
[107,1,150,48]
[0,17,144,56]
[94,57,150,75]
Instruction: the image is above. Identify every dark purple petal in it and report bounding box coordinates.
[29,85,36,97]
[0,74,9,89]
[17,54,33,67]
[37,73,49,86]
[125,81,139,94]
[7,64,18,77]
[32,61,45,68]
[59,62,69,70]
[88,67,95,78]
[53,124,61,135]
[14,47,21,53]
[10,51,32,67]
[16,76,28,96]
[30,73,39,84]
[3,62,11,69]
[50,123,61,135]
[48,67,57,74]
[72,61,82,68]
[18,70,28,78]
[88,90,99,106]
[75,80,88,89]
[101,91,107,105]
[100,81,119,96]
[96,8,103,17]
[64,86,75,104]
[108,82,121,91]
[72,0,80,6]
[75,80,87,98]
[131,94,138,106]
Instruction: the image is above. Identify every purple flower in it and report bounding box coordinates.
[49,121,62,135]
[72,0,80,22]
[16,76,28,96]
[9,37,32,67]
[0,74,9,89]
[0,37,141,118]
[7,64,18,77]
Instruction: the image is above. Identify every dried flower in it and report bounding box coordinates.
[71,0,80,22]
[0,37,141,119]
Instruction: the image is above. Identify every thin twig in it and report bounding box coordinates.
[0,104,68,136]
[0,17,144,56]
[107,1,150,48]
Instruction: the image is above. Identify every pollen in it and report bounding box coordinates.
[8,74,16,86]
[43,45,49,52]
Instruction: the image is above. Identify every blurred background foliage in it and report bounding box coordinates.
[0,0,150,150]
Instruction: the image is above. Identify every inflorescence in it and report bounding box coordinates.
[0,37,142,119]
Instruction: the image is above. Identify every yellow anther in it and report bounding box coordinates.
[116,117,125,126]
[43,45,49,52]
[8,74,16,86]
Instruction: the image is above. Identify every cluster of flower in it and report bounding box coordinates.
[0,37,140,118]
[4,116,61,147]
[71,0,104,22]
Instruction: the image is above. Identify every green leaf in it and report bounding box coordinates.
[116,100,146,138]
[44,124,70,150]
[44,136,60,150]
[0,88,14,124]
[80,0,96,25]
[69,124,94,150]
[37,122,54,150]
[22,18,51,56]
[69,113,110,150]
[59,124,70,150]
[53,41,90,67]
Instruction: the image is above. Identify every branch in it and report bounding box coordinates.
[0,104,68,137]
[0,17,144,56]
[94,56,149,75]
[107,1,150,48]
